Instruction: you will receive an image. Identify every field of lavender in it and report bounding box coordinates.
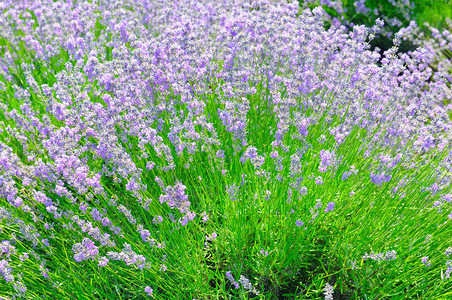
[1,0,452,299]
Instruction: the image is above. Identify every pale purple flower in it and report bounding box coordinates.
[140,230,151,242]
[216,150,225,158]
[446,247,452,257]
[226,271,239,289]
[41,239,50,247]
[144,286,153,296]
[443,261,452,280]
[146,161,155,170]
[319,149,336,172]
[324,283,334,300]
[201,211,209,222]
[159,182,191,213]
[41,268,49,279]
[153,215,163,224]
[19,253,29,262]
[98,256,109,267]
[270,151,279,159]
[239,275,259,295]
[72,238,99,262]
[101,217,112,227]
[79,202,88,213]
[300,186,308,196]
[363,250,397,262]
[315,176,323,185]
[421,256,431,267]
[0,241,16,258]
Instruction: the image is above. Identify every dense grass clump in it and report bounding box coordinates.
[0,0,452,299]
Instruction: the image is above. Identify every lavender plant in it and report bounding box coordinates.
[303,0,452,92]
[0,0,451,299]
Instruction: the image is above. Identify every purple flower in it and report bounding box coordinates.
[13,197,23,208]
[216,150,225,158]
[241,146,258,163]
[90,208,103,221]
[159,182,191,213]
[153,215,163,224]
[226,271,239,289]
[443,261,452,280]
[146,161,155,170]
[296,220,304,227]
[300,186,308,196]
[226,184,240,201]
[0,241,16,258]
[315,176,323,185]
[101,217,112,227]
[201,211,209,222]
[325,202,335,213]
[370,172,392,186]
[19,253,29,262]
[270,151,279,159]
[98,256,109,267]
[79,202,88,213]
[144,286,153,296]
[72,238,99,262]
[41,268,49,279]
[319,149,336,172]
[421,256,431,267]
[140,230,151,242]
[446,247,452,257]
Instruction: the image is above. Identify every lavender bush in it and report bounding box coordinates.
[304,0,452,87]
[0,0,452,299]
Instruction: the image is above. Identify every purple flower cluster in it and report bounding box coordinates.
[319,149,337,172]
[342,165,358,180]
[421,256,431,267]
[107,243,151,270]
[362,250,397,262]
[0,259,14,283]
[0,241,16,258]
[72,215,116,247]
[370,171,392,186]
[72,238,99,262]
[226,271,239,289]
[325,202,335,213]
[159,181,191,214]
[144,286,153,296]
[239,275,260,295]
[226,271,259,294]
